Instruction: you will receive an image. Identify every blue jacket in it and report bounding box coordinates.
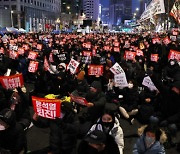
[133,135,165,154]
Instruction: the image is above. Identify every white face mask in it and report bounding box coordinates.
[128,83,134,89]
[0,123,6,131]
[170,61,175,66]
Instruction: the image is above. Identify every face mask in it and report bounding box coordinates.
[101,121,114,128]
[128,83,134,89]
[0,123,6,131]
[145,136,155,147]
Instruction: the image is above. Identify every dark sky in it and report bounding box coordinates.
[100,0,140,13]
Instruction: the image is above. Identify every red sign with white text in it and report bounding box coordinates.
[32,96,61,119]
[88,65,103,76]
[28,61,39,73]
[28,51,38,60]
[124,51,136,60]
[83,51,92,57]
[150,54,159,62]
[168,50,180,61]
[0,73,24,89]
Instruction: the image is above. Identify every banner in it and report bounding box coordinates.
[124,51,136,61]
[110,62,124,75]
[32,96,61,119]
[88,65,103,76]
[168,50,180,61]
[170,0,180,24]
[114,73,128,88]
[69,93,88,106]
[0,73,24,89]
[142,76,158,91]
[67,58,80,74]
[28,51,38,60]
[28,61,39,73]
[150,54,159,62]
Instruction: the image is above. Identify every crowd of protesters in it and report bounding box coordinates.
[0,31,179,154]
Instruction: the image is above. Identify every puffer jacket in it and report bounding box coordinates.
[87,117,124,154]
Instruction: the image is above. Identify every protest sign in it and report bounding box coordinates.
[150,54,159,62]
[28,61,39,73]
[0,73,24,89]
[44,56,50,71]
[168,50,180,61]
[114,73,128,88]
[110,62,124,75]
[124,51,136,61]
[114,47,120,52]
[9,51,18,59]
[83,51,92,57]
[142,76,158,91]
[136,49,144,56]
[88,65,103,76]
[69,93,88,106]
[37,44,42,50]
[18,48,25,55]
[67,58,80,74]
[32,96,61,119]
[28,51,38,60]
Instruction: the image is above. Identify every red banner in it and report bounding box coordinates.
[168,50,180,61]
[124,51,136,60]
[28,61,39,73]
[83,51,92,57]
[150,54,159,62]
[32,96,61,119]
[69,93,88,106]
[88,65,103,76]
[28,51,38,60]
[0,73,24,89]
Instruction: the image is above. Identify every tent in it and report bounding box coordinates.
[0,27,19,33]
[18,28,26,33]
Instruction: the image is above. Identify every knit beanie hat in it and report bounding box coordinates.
[77,71,85,81]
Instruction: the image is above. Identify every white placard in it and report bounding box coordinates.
[67,58,80,74]
[142,76,158,91]
[110,62,124,75]
[114,73,128,88]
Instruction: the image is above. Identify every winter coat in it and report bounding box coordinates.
[87,117,124,154]
[33,112,79,154]
[133,125,167,154]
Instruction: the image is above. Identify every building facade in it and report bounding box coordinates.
[109,0,132,26]
[83,0,100,21]
[0,0,61,32]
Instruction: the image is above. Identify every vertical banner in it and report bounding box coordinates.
[67,58,80,74]
[0,73,24,89]
[88,65,103,76]
[32,96,61,119]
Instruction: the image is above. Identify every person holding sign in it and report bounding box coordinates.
[33,100,79,154]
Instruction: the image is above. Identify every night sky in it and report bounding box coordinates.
[100,0,140,13]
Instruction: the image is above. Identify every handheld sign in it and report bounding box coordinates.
[28,61,39,73]
[67,58,80,74]
[110,62,124,75]
[0,73,24,89]
[114,73,128,88]
[88,65,103,76]
[32,96,61,119]
[142,76,158,91]
[69,93,88,106]
[168,50,180,61]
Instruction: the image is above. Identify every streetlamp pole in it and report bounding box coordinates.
[11,10,14,27]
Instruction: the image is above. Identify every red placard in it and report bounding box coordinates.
[69,93,88,106]
[18,48,25,55]
[168,50,180,61]
[44,56,50,71]
[0,73,24,89]
[32,96,61,119]
[136,49,144,56]
[83,43,91,49]
[124,51,136,60]
[83,51,92,57]
[37,44,42,50]
[150,54,159,62]
[28,51,38,60]
[163,37,171,45]
[114,47,120,52]
[152,38,160,44]
[9,51,19,59]
[88,65,103,76]
[104,46,111,51]
[23,44,29,51]
[28,61,39,73]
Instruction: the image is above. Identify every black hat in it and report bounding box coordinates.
[61,101,73,113]
[0,108,16,126]
[85,130,106,144]
[91,81,102,92]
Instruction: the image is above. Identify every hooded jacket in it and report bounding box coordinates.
[133,125,167,154]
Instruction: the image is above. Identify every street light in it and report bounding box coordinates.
[67,6,70,10]
[11,10,14,27]
[136,8,139,11]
